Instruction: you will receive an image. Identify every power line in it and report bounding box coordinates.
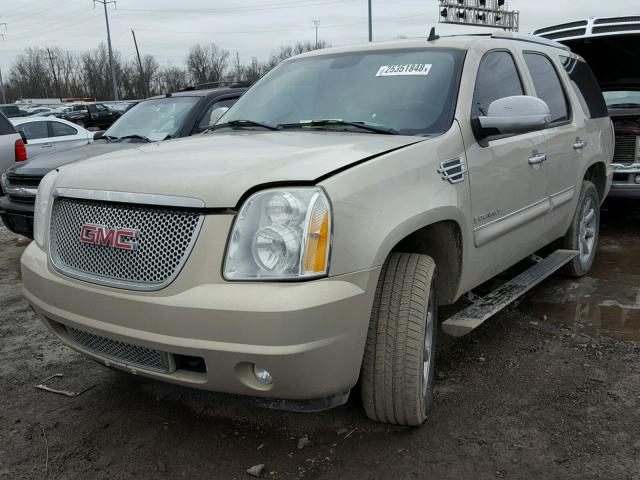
[115,0,358,14]
[4,8,98,41]
[94,0,118,101]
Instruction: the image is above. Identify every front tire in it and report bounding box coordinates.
[361,252,437,426]
[563,180,600,277]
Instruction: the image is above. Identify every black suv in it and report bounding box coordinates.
[0,86,247,237]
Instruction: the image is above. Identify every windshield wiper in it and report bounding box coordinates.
[279,119,398,135]
[115,134,152,142]
[206,120,281,132]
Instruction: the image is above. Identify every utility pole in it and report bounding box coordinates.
[0,67,6,104]
[236,51,241,82]
[313,20,320,48]
[45,48,63,100]
[94,0,118,100]
[0,23,6,103]
[368,0,372,42]
[131,29,147,98]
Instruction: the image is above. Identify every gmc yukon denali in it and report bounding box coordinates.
[21,32,613,426]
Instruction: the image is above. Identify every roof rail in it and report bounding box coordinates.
[491,31,571,51]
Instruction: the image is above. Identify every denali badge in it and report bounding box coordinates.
[80,224,138,250]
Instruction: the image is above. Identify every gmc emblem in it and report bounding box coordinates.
[80,224,138,250]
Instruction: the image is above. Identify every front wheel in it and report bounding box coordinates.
[563,180,600,277]
[361,252,437,426]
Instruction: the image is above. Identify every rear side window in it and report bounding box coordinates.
[523,53,569,124]
[560,56,609,119]
[472,51,524,117]
[16,121,48,140]
[0,112,16,135]
[50,121,78,137]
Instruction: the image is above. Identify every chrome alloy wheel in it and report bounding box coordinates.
[578,196,597,264]
[422,288,436,399]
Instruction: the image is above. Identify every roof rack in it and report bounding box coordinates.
[178,80,252,92]
[490,31,570,51]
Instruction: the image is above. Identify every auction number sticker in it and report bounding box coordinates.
[376,64,432,76]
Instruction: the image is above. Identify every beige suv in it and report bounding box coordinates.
[21,32,613,426]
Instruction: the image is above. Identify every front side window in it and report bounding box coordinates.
[223,49,465,136]
[524,53,569,124]
[105,96,200,140]
[16,121,48,141]
[50,121,78,137]
[198,97,240,132]
[472,51,524,117]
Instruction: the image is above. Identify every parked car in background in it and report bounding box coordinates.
[0,112,26,183]
[0,105,24,118]
[0,86,247,237]
[26,107,53,115]
[20,33,612,425]
[10,117,93,159]
[534,16,640,198]
[56,102,121,130]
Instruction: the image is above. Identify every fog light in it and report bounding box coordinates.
[253,365,273,385]
[635,174,640,185]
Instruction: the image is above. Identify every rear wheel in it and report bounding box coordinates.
[361,252,437,426]
[563,180,600,277]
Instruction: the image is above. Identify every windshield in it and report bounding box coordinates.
[105,96,200,140]
[603,90,640,108]
[223,48,464,136]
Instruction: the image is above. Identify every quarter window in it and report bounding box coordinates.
[560,56,608,119]
[50,121,78,137]
[16,121,48,141]
[523,53,569,123]
[472,51,524,117]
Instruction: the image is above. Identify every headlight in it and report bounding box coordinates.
[224,187,331,280]
[33,170,59,249]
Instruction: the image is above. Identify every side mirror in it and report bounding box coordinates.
[19,131,28,144]
[209,107,229,126]
[476,96,551,136]
[93,130,105,140]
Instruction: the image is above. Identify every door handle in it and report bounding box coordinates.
[41,144,53,148]
[528,153,547,166]
[573,139,586,150]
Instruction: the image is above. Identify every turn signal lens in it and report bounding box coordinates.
[303,194,331,275]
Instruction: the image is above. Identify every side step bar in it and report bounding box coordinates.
[442,249,578,337]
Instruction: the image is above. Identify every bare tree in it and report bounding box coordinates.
[186,43,229,86]
[158,66,187,93]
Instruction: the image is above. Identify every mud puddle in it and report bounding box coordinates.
[523,199,640,341]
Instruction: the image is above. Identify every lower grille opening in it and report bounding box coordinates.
[65,325,172,373]
[613,173,630,182]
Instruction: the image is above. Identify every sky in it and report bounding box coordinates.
[0,0,638,75]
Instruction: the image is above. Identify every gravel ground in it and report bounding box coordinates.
[0,202,639,480]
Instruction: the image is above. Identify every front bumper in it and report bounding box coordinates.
[609,163,640,198]
[0,196,34,238]
[21,242,380,403]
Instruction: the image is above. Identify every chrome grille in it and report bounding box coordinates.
[49,197,203,290]
[65,326,172,372]
[613,135,638,164]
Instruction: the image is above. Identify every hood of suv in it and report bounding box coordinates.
[55,131,424,208]
[8,140,141,178]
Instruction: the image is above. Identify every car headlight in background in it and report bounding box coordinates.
[33,170,59,249]
[224,187,331,280]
